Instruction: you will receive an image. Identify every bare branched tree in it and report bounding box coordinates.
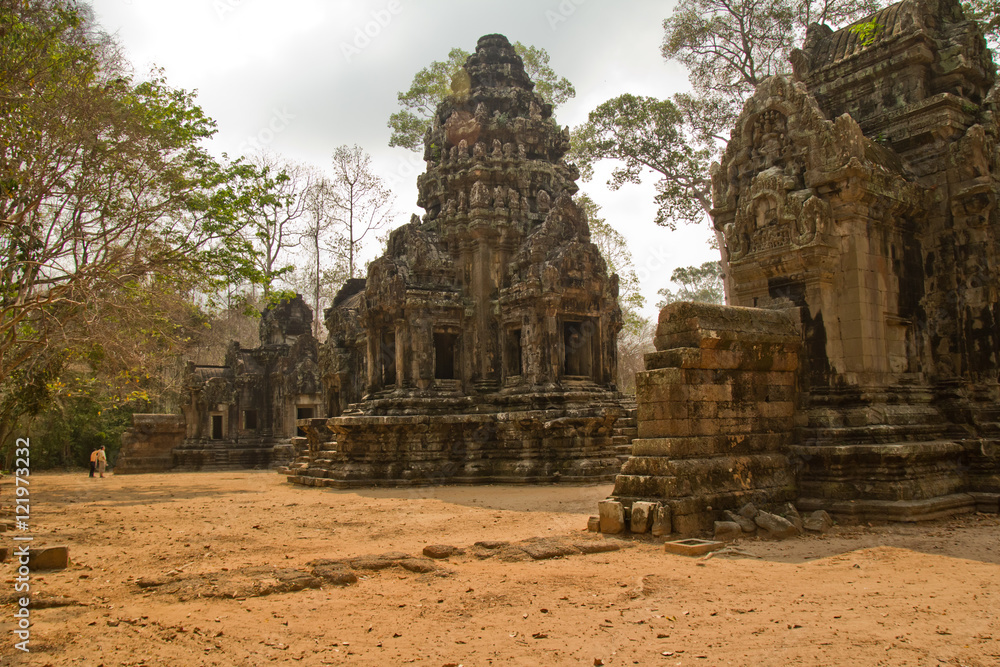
[329,145,395,279]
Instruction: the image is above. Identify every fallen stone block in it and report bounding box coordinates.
[724,510,756,533]
[587,516,601,532]
[422,544,461,559]
[473,540,508,549]
[803,509,834,533]
[630,501,656,534]
[738,503,759,520]
[663,538,724,557]
[398,558,437,573]
[598,500,625,534]
[28,546,70,571]
[782,502,804,532]
[574,541,622,554]
[0,546,9,562]
[651,504,672,537]
[754,511,798,539]
[714,521,743,542]
[310,566,357,586]
[520,541,578,560]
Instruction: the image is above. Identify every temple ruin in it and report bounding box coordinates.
[606,0,1000,534]
[285,34,628,487]
[171,295,324,470]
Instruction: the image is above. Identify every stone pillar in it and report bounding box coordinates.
[610,302,801,536]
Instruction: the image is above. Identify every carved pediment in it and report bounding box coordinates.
[725,168,830,260]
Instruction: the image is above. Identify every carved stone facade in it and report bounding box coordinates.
[607,0,1000,533]
[175,295,324,470]
[287,34,626,487]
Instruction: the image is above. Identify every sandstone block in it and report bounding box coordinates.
[738,502,759,520]
[28,546,70,570]
[630,501,656,534]
[598,500,625,534]
[422,544,461,559]
[714,521,743,542]
[587,516,601,532]
[782,502,804,532]
[724,510,757,533]
[754,512,798,539]
[650,503,672,536]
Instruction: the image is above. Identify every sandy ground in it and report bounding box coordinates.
[1,471,998,667]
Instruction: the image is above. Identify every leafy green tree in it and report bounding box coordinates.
[388,43,575,151]
[656,261,725,308]
[964,0,1000,44]
[0,1,259,464]
[572,95,713,230]
[230,154,313,301]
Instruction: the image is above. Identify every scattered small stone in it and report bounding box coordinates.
[804,510,834,533]
[738,503,759,520]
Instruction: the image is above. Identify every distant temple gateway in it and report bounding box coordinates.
[607,0,1000,532]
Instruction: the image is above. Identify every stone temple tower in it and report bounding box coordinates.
[288,34,627,487]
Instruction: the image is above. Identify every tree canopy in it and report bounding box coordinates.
[388,43,575,152]
[572,0,887,235]
[656,261,725,308]
[0,0,272,462]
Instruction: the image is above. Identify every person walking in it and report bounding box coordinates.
[96,445,107,478]
[89,448,98,478]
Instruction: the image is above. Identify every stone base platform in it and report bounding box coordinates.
[173,441,275,471]
[796,493,978,522]
[286,403,624,488]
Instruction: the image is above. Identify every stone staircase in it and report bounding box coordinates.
[610,398,638,463]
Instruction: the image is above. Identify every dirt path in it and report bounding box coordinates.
[1,471,998,666]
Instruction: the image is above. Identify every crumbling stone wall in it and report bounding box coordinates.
[607,303,800,535]
[175,295,325,470]
[604,0,1000,534]
[115,415,186,474]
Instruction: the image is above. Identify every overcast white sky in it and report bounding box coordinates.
[89,0,719,319]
